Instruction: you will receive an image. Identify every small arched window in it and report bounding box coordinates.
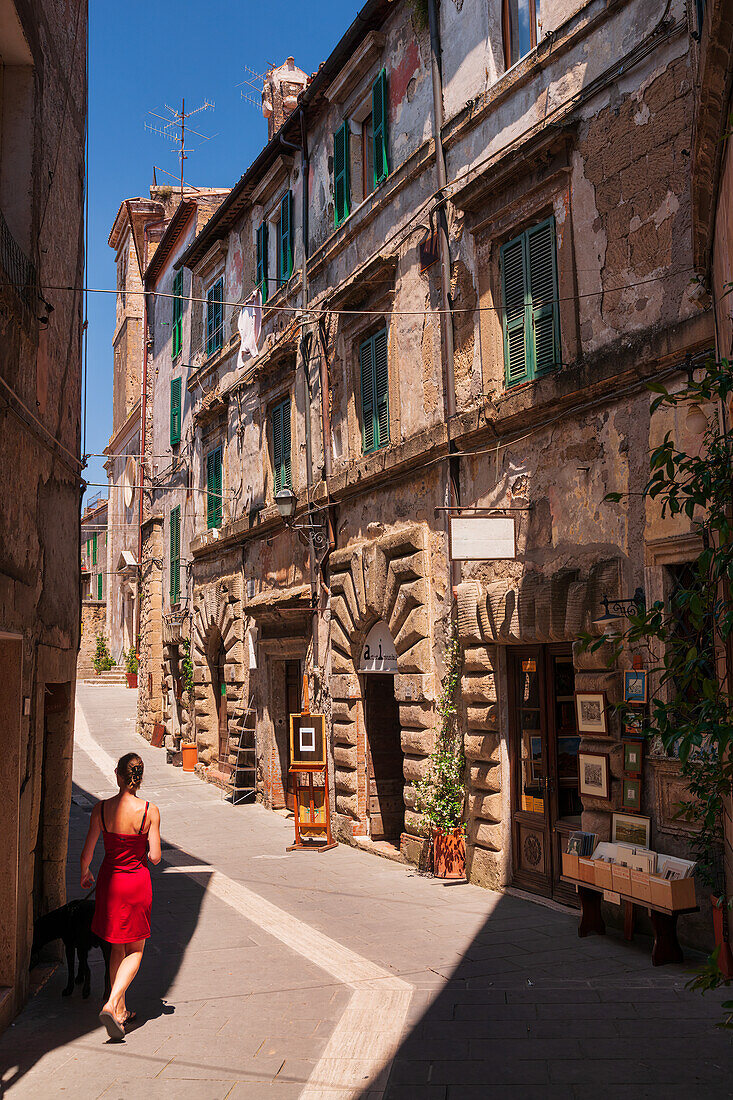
[502,0,539,70]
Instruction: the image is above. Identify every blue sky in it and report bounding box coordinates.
[83,0,361,504]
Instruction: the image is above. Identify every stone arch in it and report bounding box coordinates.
[191,573,246,787]
[329,524,436,844]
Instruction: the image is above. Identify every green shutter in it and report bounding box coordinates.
[91,532,97,566]
[207,447,222,529]
[206,279,223,355]
[271,398,292,492]
[170,505,180,603]
[97,573,103,601]
[527,218,560,376]
[170,377,181,446]
[372,69,389,186]
[374,329,389,447]
[334,121,350,227]
[501,233,528,386]
[360,336,376,453]
[172,270,183,359]
[279,191,292,284]
[256,222,269,303]
[360,330,389,453]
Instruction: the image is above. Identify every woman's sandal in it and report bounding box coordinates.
[123,1011,136,1023]
[99,1009,125,1040]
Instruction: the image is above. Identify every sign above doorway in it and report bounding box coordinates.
[449,515,517,560]
[360,621,398,674]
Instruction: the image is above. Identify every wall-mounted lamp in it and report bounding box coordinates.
[685,403,708,436]
[591,586,646,626]
[275,488,328,551]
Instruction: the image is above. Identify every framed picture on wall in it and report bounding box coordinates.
[574,691,609,735]
[623,740,644,776]
[612,811,651,847]
[624,669,648,704]
[578,751,611,801]
[622,777,642,812]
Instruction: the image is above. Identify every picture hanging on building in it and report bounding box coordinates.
[622,777,642,812]
[574,691,609,735]
[623,713,645,738]
[577,751,610,800]
[624,669,647,704]
[623,740,643,776]
[612,812,651,848]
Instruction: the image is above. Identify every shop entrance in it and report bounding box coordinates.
[364,674,404,844]
[283,659,301,811]
[508,645,581,904]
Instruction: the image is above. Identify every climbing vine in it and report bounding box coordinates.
[181,637,195,696]
[414,626,466,834]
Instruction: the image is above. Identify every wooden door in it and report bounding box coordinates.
[216,642,231,777]
[509,645,579,901]
[364,674,404,844]
[284,660,301,811]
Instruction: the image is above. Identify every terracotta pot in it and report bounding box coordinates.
[710,895,733,979]
[433,827,466,879]
[125,672,138,688]
[181,742,198,772]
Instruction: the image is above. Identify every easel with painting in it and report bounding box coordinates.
[286,674,336,853]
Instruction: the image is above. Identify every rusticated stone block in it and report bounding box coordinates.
[468,790,502,823]
[462,645,496,673]
[333,721,357,747]
[573,639,616,670]
[465,704,499,731]
[334,744,357,769]
[467,844,504,890]
[335,767,357,794]
[470,818,503,852]
[464,732,501,763]
[404,807,428,835]
[330,674,360,700]
[336,792,359,819]
[403,753,430,783]
[462,672,497,704]
[400,726,436,756]
[469,761,501,792]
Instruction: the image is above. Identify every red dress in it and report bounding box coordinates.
[92,800,152,943]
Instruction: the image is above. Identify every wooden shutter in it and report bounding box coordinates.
[214,449,222,526]
[97,573,102,601]
[256,222,268,303]
[207,279,223,354]
[170,377,181,445]
[501,233,529,386]
[360,336,376,452]
[334,121,350,227]
[527,217,560,376]
[372,69,389,186]
[271,398,292,492]
[374,329,389,447]
[207,448,222,529]
[279,192,292,284]
[170,506,180,603]
[91,532,97,566]
[172,270,183,358]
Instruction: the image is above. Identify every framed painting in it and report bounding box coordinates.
[575,691,609,736]
[578,751,611,801]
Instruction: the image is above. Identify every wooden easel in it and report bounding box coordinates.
[287,674,336,852]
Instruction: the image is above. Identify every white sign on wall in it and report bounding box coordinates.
[449,516,516,561]
[359,620,398,674]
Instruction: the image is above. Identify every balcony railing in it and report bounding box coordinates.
[0,205,37,316]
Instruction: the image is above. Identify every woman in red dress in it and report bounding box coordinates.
[80,752,161,1039]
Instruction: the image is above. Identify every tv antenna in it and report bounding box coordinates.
[144,99,216,195]
[237,64,272,111]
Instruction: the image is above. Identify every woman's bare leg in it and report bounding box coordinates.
[101,939,145,1022]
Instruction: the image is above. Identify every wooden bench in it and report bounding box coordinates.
[561,875,699,966]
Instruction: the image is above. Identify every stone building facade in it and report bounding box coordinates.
[0,0,86,1030]
[135,0,715,938]
[79,496,108,677]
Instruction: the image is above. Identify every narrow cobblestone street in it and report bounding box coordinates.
[0,685,731,1099]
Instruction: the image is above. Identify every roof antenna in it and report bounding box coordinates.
[145,99,217,197]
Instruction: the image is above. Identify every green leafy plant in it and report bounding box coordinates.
[92,634,115,674]
[415,627,466,834]
[125,646,139,675]
[584,355,733,996]
[181,637,194,696]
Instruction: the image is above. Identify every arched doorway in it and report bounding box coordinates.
[360,621,404,845]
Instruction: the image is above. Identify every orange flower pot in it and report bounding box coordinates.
[433,828,466,879]
[125,672,138,688]
[181,742,198,772]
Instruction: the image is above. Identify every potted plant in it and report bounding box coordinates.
[124,646,139,689]
[92,634,115,675]
[415,629,466,878]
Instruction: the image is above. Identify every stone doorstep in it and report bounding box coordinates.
[352,834,407,864]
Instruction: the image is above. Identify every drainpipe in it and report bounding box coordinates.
[427,0,461,594]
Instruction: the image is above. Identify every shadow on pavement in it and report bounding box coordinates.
[0,778,209,1096]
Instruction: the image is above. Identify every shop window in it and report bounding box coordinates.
[276,191,293,287]
[170,377,181,447]
[502,0,539,69]
[270,397,292,493]
[170,505,181,604]
[500,216,560,387]
[256,222,269,303]
[360,329,389,453]
[206,446,223,529]
[171,270,183,359]
[206,277,224,356]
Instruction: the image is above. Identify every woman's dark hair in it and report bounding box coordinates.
[117,752,144,791]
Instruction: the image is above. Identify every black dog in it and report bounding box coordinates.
[31,898,111,1000]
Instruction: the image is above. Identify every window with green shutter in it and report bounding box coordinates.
[172,270,183,359]
[256,222,268,303]
[270,397,292,493]
[206,446,223,529]
[206,278,224,356]
[500,216,560,387]
[91,532,97,566]
[334,121,350,228]
[277,191,292,287]
[96,573,103,601]
[372,69,389,187]
[170,505,181,604]
[359,329,389,453]
[170,377,182,446]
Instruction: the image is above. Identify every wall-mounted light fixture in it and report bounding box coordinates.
[591,586,646,626]
[275,488,328,552]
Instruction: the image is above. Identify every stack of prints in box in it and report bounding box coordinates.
[567,831,597,857]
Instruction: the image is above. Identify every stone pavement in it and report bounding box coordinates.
[1,685,732,1099]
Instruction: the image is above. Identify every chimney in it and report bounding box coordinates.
[262,57,308,141]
